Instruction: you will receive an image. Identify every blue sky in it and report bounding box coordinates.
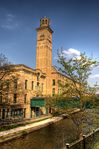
[0,0,99,86]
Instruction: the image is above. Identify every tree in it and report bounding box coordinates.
[0,54,24,110]
[0,53,12,81]
[0,53,11,103]
[57,51,99,109]
[46,51,99,139]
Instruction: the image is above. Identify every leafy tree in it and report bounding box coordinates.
[46,95,80,115]
[57,51,99,109]
[46,51,99,139]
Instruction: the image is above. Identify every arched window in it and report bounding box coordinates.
[0,92,2,103]
[45,19,47,24]
[42,20,44,24]
[25,80,28,89]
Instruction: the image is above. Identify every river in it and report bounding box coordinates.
[0,109,98,149]
[0,118,79,149]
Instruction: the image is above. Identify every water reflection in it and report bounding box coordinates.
[0,118,79,149]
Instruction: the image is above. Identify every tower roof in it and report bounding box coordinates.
[36,17,53,33]
[40,17,50,27]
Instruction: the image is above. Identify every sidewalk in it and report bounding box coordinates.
[0,116,62,144]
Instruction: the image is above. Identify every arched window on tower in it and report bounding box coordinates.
[42,20,44,25]
[45,19,47,24]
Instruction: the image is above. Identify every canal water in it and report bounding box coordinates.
[0,118,79,149]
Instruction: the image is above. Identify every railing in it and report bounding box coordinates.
[66,128,99,149]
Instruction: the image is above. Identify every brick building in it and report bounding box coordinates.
[0,18,69,119]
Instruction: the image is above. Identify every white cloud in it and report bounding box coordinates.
[1,13,18,30]
[6,14,14,18]
[7,13,14,18]
[63,48,80,56]
[89,74,99,79]
[1,23,18,29]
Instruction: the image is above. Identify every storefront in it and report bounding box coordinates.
[31,97,48,118]
[0,104,25,119]
[0,104,10,119]
[10,104,25,118]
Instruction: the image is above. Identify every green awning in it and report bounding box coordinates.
[31,97,45,107]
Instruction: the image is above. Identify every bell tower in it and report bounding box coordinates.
[36,17,53,73]
[36,18,53,95]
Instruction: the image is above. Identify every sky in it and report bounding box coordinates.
[0,0,99,86]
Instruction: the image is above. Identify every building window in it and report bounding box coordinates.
[13,94,17,103]
[25,80,28,89]
[52,88,55,96]
[0,109,1,118]
[58,80,61,86]
[41,83,44,92]
[37,82,39,86]
[14,79,17,90]
[52,79,55,86]
[40,34,45,40]
[58,88,61,95]
[24,94,27,103]
[0,92,2,103]
[6,80,9,91]
[5,92,9,102]
[24,109,26,118]
[31,81,34,90]
[37,82,39,89]
[45,19,47,24]
[42,20,44,24]
[0,82,3,91]
[37,73,40,81]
